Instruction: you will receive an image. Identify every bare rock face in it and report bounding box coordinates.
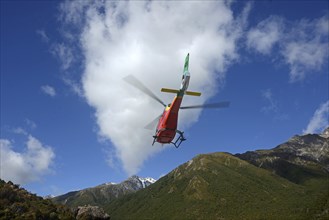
[76,205,110,220]
[278,133,329,165]
[320,127,329,138]
[236,127,329,183]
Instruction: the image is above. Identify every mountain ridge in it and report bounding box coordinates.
[52,128,329,219]
[103,128,328,219]
[52,175,156,208]
[235,128,329,185]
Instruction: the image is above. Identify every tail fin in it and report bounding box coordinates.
[184,53,189,72]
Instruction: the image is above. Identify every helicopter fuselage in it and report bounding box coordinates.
[151,54,200,147]
[155,95,183,144]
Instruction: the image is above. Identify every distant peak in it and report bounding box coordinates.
[105,182,117,185]
[127,175,156,183]
[125,175,157,188]
[139,177,157,184]
[129,175,139,179]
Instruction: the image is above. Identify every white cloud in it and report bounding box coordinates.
[261,89,289,121]
[12,127,28,135]
[36,29,49,42]
[247,16,283,55]
[58,1,249,175]
[41,85,56,97]
[0,135,55,185]
[261,89,278,113]
[25,118,37,129]
[247,14,328,81]
[11,120,36,136]
[50,43,74,70]
[282,16,328,81]
[303,101,329,134]
[62,77,83,97]
[282,39,328,82]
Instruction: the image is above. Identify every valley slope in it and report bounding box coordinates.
[105,129,328,219]
[53,128,329,219]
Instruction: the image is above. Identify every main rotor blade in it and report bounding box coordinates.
[180,101,230,109]
[124,75,166,107]
[144,114,162,130]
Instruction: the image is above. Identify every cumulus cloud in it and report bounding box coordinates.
[247,16,283,55]
[303,101,329,134]
[247,14,329,81]
[58,1,249,175]
[41,85,56,97]
[0,135,55,185]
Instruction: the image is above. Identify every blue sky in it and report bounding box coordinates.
[1,1,328,197]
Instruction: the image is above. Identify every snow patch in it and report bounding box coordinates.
[138,177,157,188]
[105,182,117,185]
[43,195,55,199]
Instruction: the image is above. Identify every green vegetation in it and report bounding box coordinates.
[104,153,328,220]
[52,190,101,208]
[40,132,329,219]
[0,179,75,220]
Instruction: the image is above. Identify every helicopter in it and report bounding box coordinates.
[124,53,229,148]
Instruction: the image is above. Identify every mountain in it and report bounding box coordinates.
[103,129,328,219]
[235,128,329,184]
[51,129,328,219]
[52,175,156,208]
[0,179,75,220]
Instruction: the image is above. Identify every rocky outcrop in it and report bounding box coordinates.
[75,205,110,220]
[320,127,329,138]
[236,127,329,183]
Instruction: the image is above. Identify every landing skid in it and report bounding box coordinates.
[171,130,186,148]
[152,130,186,148]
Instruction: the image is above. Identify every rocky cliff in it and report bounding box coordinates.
[236,127,329,184]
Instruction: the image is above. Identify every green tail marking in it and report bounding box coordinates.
[183,53,189,72]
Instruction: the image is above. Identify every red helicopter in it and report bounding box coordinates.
[124,53,229,148]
